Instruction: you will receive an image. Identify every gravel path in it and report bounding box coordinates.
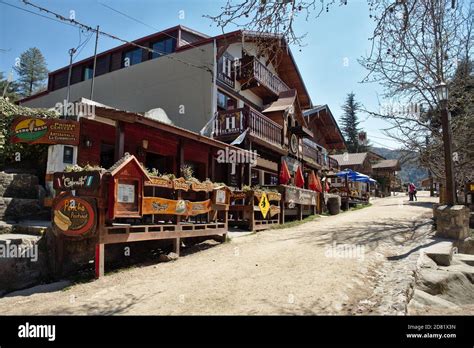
[0,192,437,315]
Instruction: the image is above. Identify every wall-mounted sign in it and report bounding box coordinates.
[11,116,80,145]
[52,195,96,237]
[53,171,101,191]
[283,186,317,206]
[142,197,211,216]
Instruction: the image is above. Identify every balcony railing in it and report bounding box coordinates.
[302,138,339,169]
[238,56,290,96]
[214,106,283,147]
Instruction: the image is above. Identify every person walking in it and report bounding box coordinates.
[408,182,416,201]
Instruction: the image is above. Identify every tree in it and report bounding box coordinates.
[359,0,473,187]
[340,92,366,153]
[13,47,48,97]
[0,71,20,101]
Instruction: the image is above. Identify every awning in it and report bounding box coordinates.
[335,169,377,184]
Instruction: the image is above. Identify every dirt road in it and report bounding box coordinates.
[0,192,437,315]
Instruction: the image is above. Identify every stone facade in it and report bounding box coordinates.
[435,205,470,240]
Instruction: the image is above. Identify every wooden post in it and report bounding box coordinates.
[173,238,180,256]
[95,243,104,278]
[298,204,303,221]
[114,121,125,161]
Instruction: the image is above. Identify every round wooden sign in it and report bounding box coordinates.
[52,195,96,237]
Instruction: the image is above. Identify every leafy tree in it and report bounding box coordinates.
[13,47,48,97]
[0,71,20,101]
[340,92,366,153]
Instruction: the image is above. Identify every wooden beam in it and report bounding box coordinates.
[114,121,125,161]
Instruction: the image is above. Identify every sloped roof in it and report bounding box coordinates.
[304,105,346,151]
[372,159,401,170]
[330,153,368,166]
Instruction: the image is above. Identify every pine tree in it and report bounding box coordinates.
[340,92,362,153]
[13,47,48,97]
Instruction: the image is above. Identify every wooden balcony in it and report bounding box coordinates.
[302,138,339,169]
[214,107,283,148]
[238,56,290,98]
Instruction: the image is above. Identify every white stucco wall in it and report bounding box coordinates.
[22,44,215,133]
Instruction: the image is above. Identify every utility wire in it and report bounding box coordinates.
[21,0,214,74]
[0,0,76,28]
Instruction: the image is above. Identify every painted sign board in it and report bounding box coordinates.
[11,116,80,145]
[142,197,211,216]
[52,194,96,237]
[283,186,317,206]
[53,171,101,191]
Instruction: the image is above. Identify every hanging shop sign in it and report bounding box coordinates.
[52,195,96,237]
[283,186,317,206]
[53,171,101,191]
[145,177,173,189]
[11,116,80,145]
[142,197,211,216]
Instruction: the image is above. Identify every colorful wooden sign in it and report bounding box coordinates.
[142,197,211,216]
[11,116,80,145]
[145,177,173,189]
[52,195,96,237]
[53,171,101,191]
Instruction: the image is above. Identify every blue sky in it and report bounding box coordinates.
[0,0,400,149]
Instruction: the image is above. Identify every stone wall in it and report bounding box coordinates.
[435,205,470,240]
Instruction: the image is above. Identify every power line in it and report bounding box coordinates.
[21,0,213,74]
[0,0,76,28]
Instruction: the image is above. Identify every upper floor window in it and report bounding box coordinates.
[83,65,94,80]
[217,90,237,111]
[151,38,176,59]
[123,48,142,67]
[217,53,235,88]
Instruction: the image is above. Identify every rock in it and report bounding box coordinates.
[158,252,179,262]
[456,237,474,255]
[417,253,437,269]
[416,268,474,305]
[452,253,474,267]
[409,289,460,310]
[0,172,39,199]
[422,241,453,266]
[442,263,474,283]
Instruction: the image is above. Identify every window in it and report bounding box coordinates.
[83,65,94,80]
[63,146,74,164]
[217,90,237,111]
[151,38,176,59]
[123,48,142,67]
[217,53,235,87]
[264,172,278,186]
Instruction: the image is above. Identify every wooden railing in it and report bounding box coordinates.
[214,106,283,147]
[238,56,290,96]
[302,138,339,169]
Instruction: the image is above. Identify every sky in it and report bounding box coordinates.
[0,0,401,150]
